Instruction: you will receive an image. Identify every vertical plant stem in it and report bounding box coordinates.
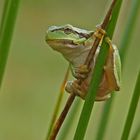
[121,71,140,140]
[96,97,114,140]
[0,0,20,88]
[49,92,76,140]
[96,0,139,139]
[58,98,81,140]
[131,125,140,140]
[120,0,140,64]
[46,66,70,140]
[73,42,110,140]
[73,0,121,139]
[0,0,10,34]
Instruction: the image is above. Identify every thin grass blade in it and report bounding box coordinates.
[121,71,140,140]
[73,42,110,140]
[0,0,20,88]
[46,66,70,140]
[0,0,10,34]
[119,0,140,64]
[131,124,140,140]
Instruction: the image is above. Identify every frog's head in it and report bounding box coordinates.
[45,24,94,58]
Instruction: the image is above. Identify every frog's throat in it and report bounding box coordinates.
[62,47,91,67]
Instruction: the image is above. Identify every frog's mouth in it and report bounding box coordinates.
[46,39,80,48]
[46,39,85,57]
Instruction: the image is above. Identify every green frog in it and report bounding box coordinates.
[45,24,121,101]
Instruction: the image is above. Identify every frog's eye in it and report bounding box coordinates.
[79,32,94,39]
[64,28,86,38]
[78,34,85,38]
[64,28,73,35]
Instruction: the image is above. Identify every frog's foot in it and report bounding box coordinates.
[74,65,90,80]
[94,25,106,40]
[65,80,85,99]
[95,94,111,101]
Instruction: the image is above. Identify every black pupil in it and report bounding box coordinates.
[64,28,73,34]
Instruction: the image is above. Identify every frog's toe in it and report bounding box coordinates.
[74,65,90,79]
[95,94,111,101]
[76,65,89,73]
[65,81,81,95]
[94,25,106,39]
[65,81,73,93]
[72,81,85,99]
[74,73,88,79]
[65,80,85,99]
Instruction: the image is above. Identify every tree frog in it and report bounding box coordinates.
[45,24,121,101]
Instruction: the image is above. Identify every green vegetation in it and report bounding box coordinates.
[0,0,139,140]
[74,0,122,139]
[121,71,140,140]
[0,0,20,87]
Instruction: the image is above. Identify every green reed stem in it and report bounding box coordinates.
[0,0,20,88]
[121,71,140,140]
[73,1,122,139]
[46,66,70,140]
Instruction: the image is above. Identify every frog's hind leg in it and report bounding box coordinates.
[96,94,111,101]
[104,37,120,91]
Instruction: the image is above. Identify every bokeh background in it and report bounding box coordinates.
[0,0,140,140]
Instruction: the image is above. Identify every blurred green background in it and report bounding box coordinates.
[0,0,140,140]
